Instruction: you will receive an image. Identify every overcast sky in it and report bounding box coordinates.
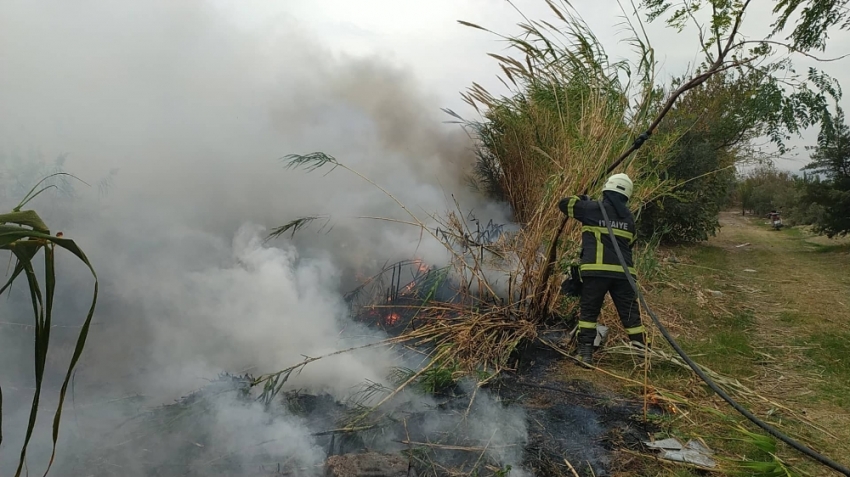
[210,0,850,172]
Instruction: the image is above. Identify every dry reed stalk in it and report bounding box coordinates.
[454,2,676,318]
[539,337,688,408]
[564,458,581,477]
[457,0,760,318]
[399,441,518,452]
[346,348,452,428]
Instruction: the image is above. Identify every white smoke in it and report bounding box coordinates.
[0,0,524,475]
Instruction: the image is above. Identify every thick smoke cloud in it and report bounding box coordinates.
[0,0,521,475]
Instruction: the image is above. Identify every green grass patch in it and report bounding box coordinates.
[669,310,757,377]
[716,309,756,328]
[687,244,729,268]
[634,214,848,473]
[784,227,806,239]
[798,331,850,407]
[808,242,850,254]
[691,332,755,375]
[777,311,802,325]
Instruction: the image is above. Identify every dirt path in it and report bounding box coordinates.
[712,211,850,330]
[674,211,850,473]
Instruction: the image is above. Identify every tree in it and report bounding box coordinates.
[738,178,754,215]
[637,71,775,242]
[771,0,850,52]
[806,107,850,180]
[635,58,841,242]
[730,164,828,226]
[624,0,847,244]
[803,107,850,236]
[642,0,850,52]
[739,164,797,216]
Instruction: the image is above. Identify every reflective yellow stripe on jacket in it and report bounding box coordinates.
[581,225,635,244]
[580,263,637,274]
[566,196,578,218]
[578,224,637,275]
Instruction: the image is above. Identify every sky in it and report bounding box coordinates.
[216,0,850,173]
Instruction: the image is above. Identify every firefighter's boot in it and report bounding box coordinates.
[577,342,594,368]
[628,332,646,347]
[628,333,649,359]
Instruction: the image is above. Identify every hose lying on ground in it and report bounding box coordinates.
[597,200,850,476]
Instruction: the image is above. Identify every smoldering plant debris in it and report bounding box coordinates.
[497,335,664,477]
[57,338,662,477]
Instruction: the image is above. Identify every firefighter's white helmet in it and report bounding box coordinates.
[603,173,633,199]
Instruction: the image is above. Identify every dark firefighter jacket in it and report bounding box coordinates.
[557,195,636,279]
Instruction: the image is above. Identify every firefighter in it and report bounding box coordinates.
[558,173,646,366]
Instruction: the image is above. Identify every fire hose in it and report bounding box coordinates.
[596,200,850,476]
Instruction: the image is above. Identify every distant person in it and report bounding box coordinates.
[768,209,783,230]
[767,210,778,223]
[558,173,646,366]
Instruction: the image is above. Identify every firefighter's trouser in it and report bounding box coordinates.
[577,276,645,345]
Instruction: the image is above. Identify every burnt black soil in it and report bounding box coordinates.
[300,333,662,477]
[491,334,661,477]
[337,266,662,475]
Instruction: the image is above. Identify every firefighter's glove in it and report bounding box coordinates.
[633,131,651,149]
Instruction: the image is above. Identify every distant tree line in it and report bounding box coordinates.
[733,107,850,237]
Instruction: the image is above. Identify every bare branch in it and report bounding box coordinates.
[735,40,850,63]
[721,0,751,59]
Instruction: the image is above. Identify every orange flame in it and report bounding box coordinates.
[389,259,431,301]
[400,282,416,296]
[397,259,429,298]
[385,313,401,326]
[412,258,429,274]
